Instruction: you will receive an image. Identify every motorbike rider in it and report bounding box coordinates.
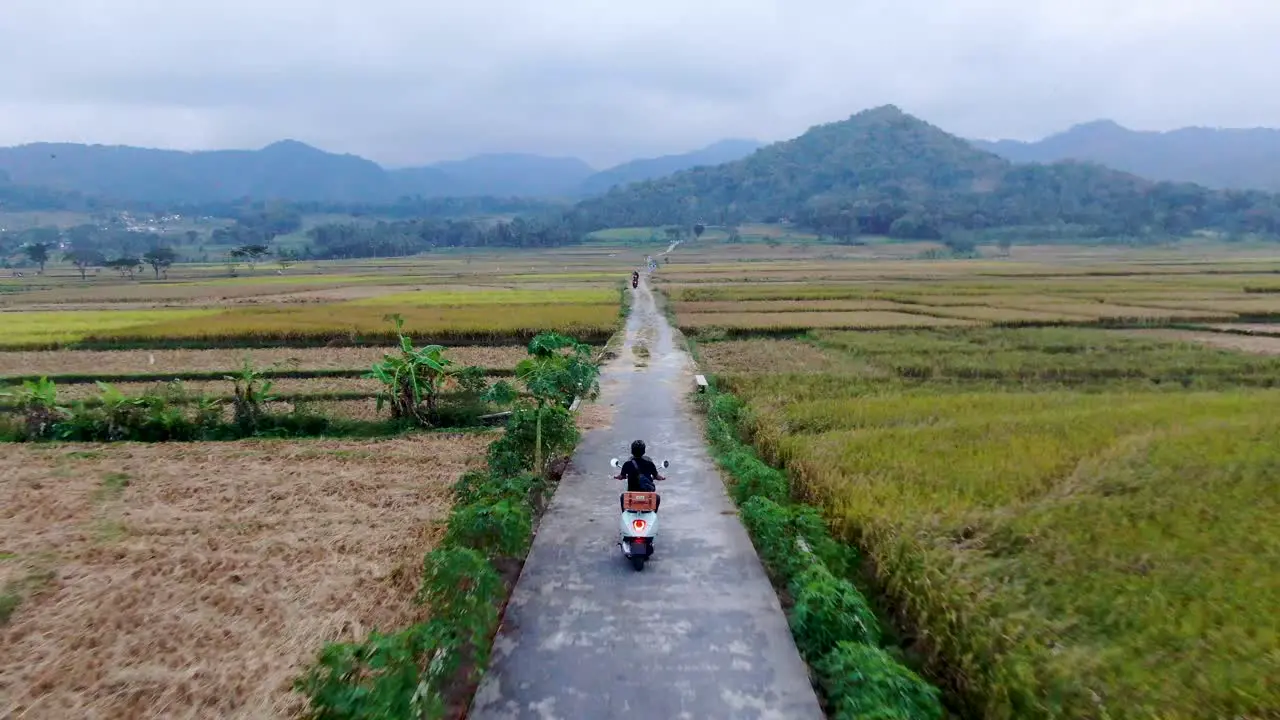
[614,439,665,510]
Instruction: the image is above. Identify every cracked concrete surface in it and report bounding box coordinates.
[468,279,823,720]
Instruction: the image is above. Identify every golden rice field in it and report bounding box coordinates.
[0,302,619,349]
[683,244,1280,720]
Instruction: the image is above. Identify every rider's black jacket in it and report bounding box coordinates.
[619,456,660,492]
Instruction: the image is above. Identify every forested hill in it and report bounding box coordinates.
[974,120,1280,192]
[567,106,1280,240]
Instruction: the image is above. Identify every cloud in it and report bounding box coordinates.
[0,0,1277,167]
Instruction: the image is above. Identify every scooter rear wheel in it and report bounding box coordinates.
[629,555,646,571]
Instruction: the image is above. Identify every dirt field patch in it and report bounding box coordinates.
[1201,323,1280,337]
[679,310,975,331]
[0,434,490,719]
[672,299,911,314]
[45,376,385,402]
[574,399,616,433]
[1123,329,1280,356]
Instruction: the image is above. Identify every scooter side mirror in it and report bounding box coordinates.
[662,460,670,468]
[610,458,621,468]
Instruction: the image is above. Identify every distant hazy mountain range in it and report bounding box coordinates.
[5,114,1280,208]
[5,106,1278,247]
[0,137,763,205]
[972,120,1280,191]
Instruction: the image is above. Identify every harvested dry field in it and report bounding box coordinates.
[0,434,491,719]
[1123,328,1280,356]
[697,339,847,374]
[0,282,341,307]
[48,376,386,402]
[679,310,975,331]
[0,345,530,378]
[670,299,911,314]
[1202,323,1280,336]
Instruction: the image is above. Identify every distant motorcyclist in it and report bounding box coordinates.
[614,439,665,510]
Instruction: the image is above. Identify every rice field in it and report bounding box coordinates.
[0,248,631,717]
[660,268,1278,334]
[344,287,616,307]
[679,310,976,333]
[0,249,625,437]
[727,374,1280,719]
[8,237,1280,718]
[685,246,1280,719]
[671,299,913,314]
[0,302,619,349]
[0,309,226,346]
[900,305,1089,324]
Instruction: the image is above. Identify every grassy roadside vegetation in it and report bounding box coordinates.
[699,384,946,719]
[652,240,1280,719]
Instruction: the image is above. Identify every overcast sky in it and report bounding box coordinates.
[1,0,1277,169]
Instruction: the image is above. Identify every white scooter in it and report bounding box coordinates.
[610,457,669,571]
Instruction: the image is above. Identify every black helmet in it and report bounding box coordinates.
[630,440,645,457]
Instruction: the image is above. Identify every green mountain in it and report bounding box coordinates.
[569,106,1280,240]
[578,139,763,196]
[973,120,1280,192]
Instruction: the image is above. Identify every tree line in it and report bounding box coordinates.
[1,204,301,278]
[1,168,565,223]
[303,215,585,259]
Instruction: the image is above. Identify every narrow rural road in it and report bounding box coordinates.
[469,278,823,719]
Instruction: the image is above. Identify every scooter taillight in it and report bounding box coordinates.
[631,519,647,533]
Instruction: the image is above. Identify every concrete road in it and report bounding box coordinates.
[468,279,823,720]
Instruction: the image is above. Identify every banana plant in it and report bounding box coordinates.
[367,314,456,426]
[0,377,67,440]
[225,359,277,432]
[94,381,150,441]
